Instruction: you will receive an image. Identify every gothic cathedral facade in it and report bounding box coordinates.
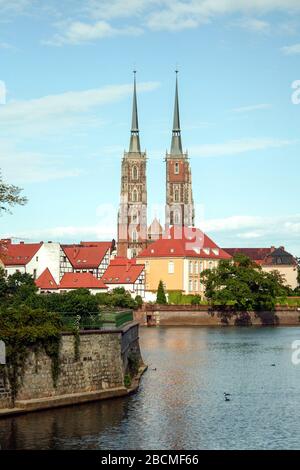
[117,72,195,258]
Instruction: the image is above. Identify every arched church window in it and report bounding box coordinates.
[174,211,180,224]
[132,230,137,242]
[174,162,179,174]
[174,189,179,202]
[132,165,138,180]
[132,189,138,202]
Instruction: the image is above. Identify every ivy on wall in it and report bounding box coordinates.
[0,305,62,406]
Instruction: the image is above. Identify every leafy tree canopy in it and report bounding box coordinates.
[0,171,27,214]
[200,254,288,311]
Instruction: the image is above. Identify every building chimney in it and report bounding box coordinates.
[270,246,276,253]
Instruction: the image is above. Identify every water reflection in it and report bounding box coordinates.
[1,326,300,450]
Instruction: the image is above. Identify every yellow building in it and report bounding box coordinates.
[137,226,231,301]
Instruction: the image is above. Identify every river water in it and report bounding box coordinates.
[1,326,300,450]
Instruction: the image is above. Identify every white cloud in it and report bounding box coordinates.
[39,0,300,45]
[231,103,271,113]
[190,138,297,158]
[44,20,143,46]
[200,214,300,255]
[281,43,300,55]
[146,0,300,32]
[234,17,270,33]
[6,213,300,254]
[0,140,82,184]
[3,223,116,242]
[0,81,159,126]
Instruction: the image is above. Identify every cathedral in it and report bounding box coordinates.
[117,72,194,258]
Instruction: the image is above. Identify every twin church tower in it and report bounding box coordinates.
[117,72,195,258]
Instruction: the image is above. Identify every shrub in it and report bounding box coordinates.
[156,280,167,304]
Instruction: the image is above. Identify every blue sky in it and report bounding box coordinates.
[0,0,300,255]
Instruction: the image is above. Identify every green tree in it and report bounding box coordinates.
[201,254,287,312]
[0,267,8,299]
[6,271,37,303]
[156,280,167,304]
[0,171,27,214]
[0,304,62,404]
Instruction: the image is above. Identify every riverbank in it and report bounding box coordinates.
[0,322,146,417]
[2,326,300,450]
[134,305,300,326]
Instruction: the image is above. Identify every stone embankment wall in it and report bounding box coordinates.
[134,305,300,327]
[0,322,143,412]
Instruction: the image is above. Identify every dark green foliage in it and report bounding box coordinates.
[127,352,140,376]
[201,254,288,312]
[0,172,27,214]
[135,295,143,308]
[94,287,139,309]
[0,268,8,299]
[124,374,131,388]
[156,280,167,304]
[168,290,206,305]
[191,295,201,305]
[0,304,62,404]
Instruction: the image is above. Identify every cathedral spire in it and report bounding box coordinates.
[170,70,183,156]
[129,70,141,153]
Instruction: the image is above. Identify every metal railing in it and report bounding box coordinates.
[60,310,133,331]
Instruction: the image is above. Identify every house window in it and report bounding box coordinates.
[189,279,193,292]
[132,165,138,180]
[189,261,193,274]
[33,269,37,279]
[209,261,213,269]
[194,262,198,274]
[168,261,174,274]
[194,279,198,291]
[36,256,38,262]
[199,261,203,272]
[174,162,179,174]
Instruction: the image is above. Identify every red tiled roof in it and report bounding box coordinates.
[138,226,231,260]
[102,258,144,284]
[0,239,42,266]
[223,248,272,262]
[60,272,107,289]
[224,247,297,266]
[80,241,113,249]
[62,243,111,269]
[35,268,58,290]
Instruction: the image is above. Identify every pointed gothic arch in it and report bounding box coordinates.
[132,165,138,180]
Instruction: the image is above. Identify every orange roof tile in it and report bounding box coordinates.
[102,258,144,284]
[0,239,42,266]
[35,268,58,290]
[60,272,107,289]
[138,226,231,260]
[62,243,111,269]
